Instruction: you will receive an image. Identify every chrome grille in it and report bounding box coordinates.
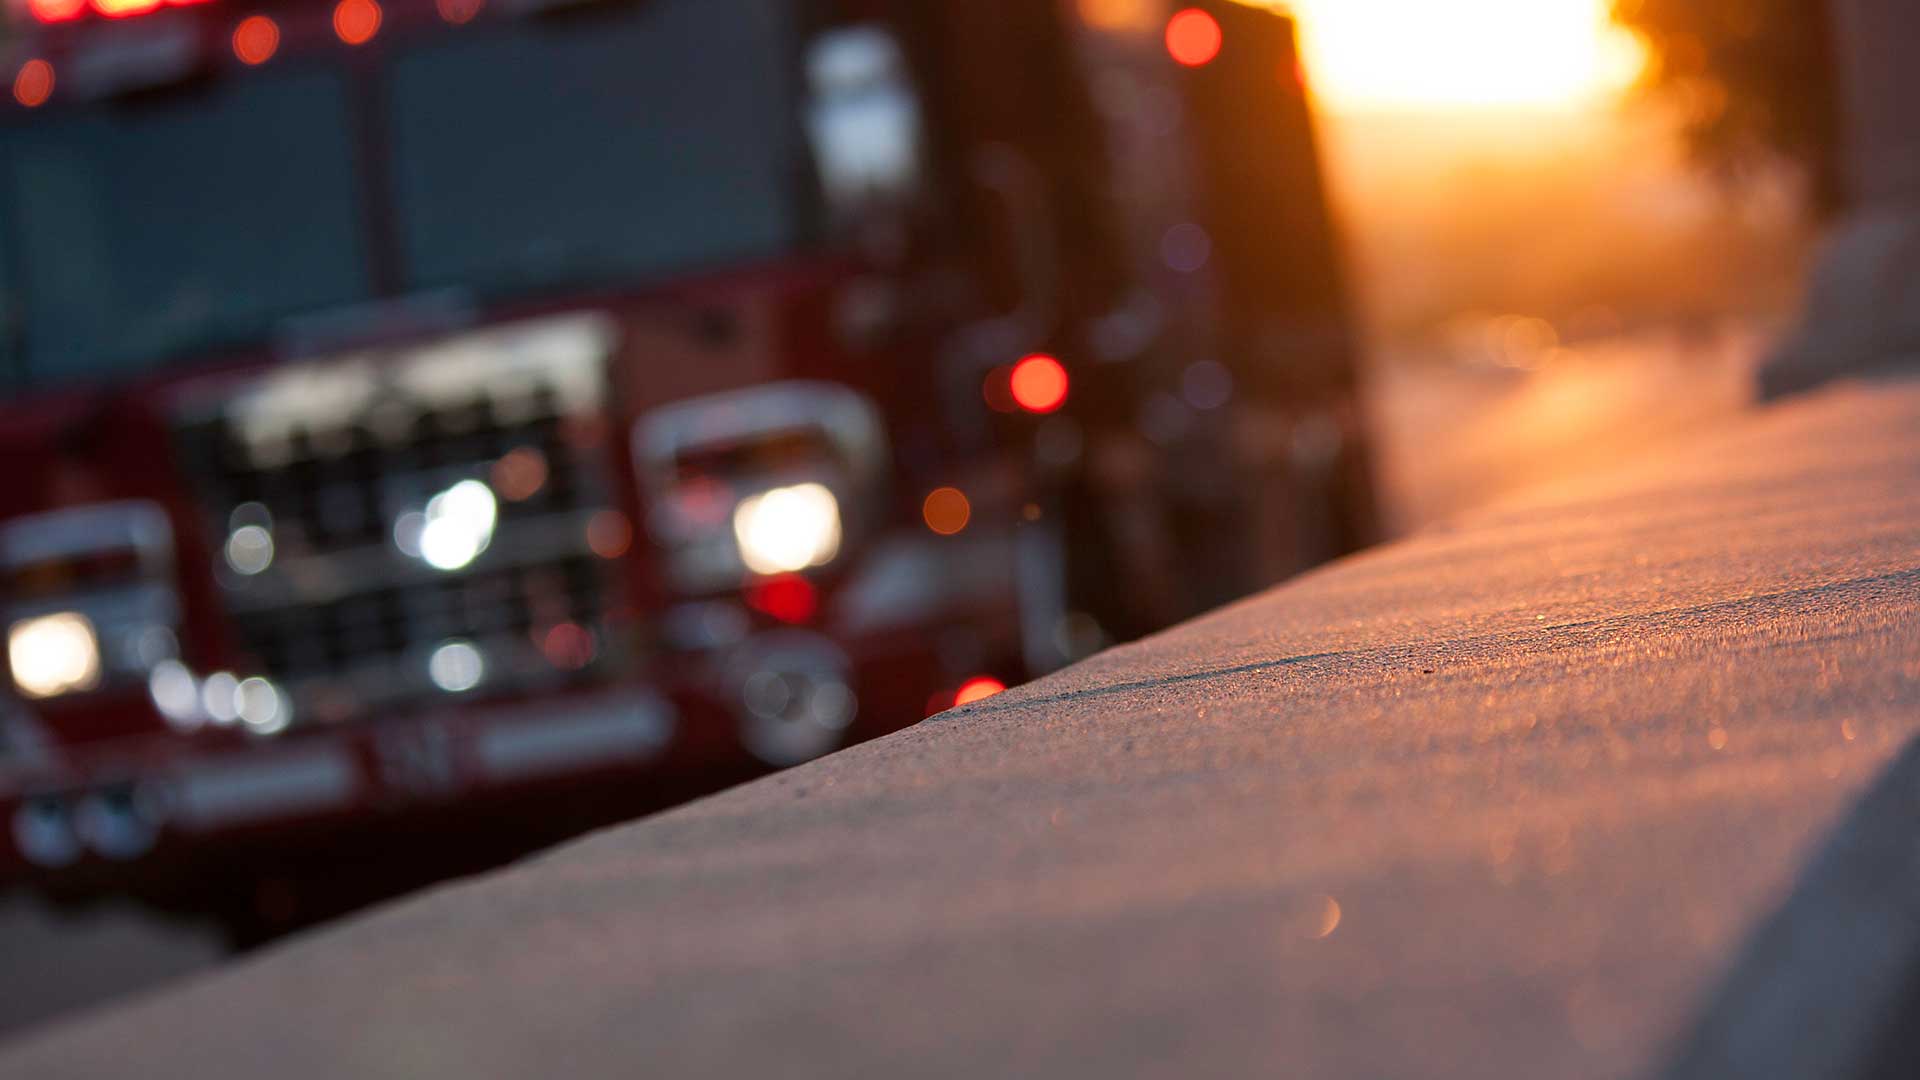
[170,315,630,724]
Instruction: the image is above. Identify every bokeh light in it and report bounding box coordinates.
[333,0,382,45]
[745,574,818,625]
[733,483,842,575]
[92,0,162,17]
[436,0,483,24]
[1279,0,1646,112]
[1165,8,1223,68]
[954,676,1006,706]
[26,0,84,22]
[490,446,548,502]
[541,622,596,670]
[922,487,971,536]
[428,641,485,693]
[586,510,632,560]
[1010,354,1070,414]
[233,16,282,67]
[12,60,55,108]
[8,612,99,698]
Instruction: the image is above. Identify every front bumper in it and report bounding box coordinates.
[0,685,677,881]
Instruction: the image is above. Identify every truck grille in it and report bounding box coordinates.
[169,315,630,725]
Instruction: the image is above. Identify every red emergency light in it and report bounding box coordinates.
[953,676,1006,705]
[232,13,278,64]
[745,574,818,625]
[26,0,82,21]
[11,57,54,106]
[332,0,379,44]
[1009,353,1070,414]
[1165,7,1222,67]
[23,0,210,25]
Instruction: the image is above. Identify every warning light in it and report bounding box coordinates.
[12,60,54,108]
[1010,354,1070,414]
[1165,8,1222,67]
[954,676,1006,706]
[26,0,84,22]
[93,0,162,18]
[233,16,281,66]
[922,487,971,536]
[333,0,382,44]
[745,574,818,625]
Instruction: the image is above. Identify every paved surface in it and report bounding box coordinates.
[0,899,219,1042]
[5,376,1919,1079]
[1370,328,1757,533]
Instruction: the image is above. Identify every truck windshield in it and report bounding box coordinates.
[0,67,371,387]
[0,0,804,393]
[389,0,802,297]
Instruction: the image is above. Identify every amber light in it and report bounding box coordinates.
[232,16,281,66]
[490,446,548,502]
[1165,7,1222,67]
[1010,354,1070,414]
[26,0,84,21]
[333,0,382,44]
[92,0,162,17]
[922,486,971,537]
[12,60,54,108]
[954,676,1006,706]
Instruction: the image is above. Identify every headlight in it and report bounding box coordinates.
[732,483,842,575]
[8,612,103,699]
[409,479,500,572]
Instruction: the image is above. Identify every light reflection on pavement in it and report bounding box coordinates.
[1372,326,1760,533]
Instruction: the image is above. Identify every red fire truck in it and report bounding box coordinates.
[0,0,1374,937]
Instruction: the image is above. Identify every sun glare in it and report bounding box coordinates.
[1276,0,1646,113]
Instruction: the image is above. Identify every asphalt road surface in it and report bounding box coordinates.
[0,899,219,1042]
[6,373,1919,1078]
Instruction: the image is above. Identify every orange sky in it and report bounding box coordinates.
[1273,0,1646,113]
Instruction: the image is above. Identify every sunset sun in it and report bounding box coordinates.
[1277,0,1648,112]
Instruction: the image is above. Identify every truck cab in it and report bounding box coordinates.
[0,0,1374,938]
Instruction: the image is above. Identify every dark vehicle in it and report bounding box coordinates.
[0,0,1374,938]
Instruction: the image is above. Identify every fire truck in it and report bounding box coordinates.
[0,0,1374,938]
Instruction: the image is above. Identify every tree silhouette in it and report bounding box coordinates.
[1612,0,1843,217]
